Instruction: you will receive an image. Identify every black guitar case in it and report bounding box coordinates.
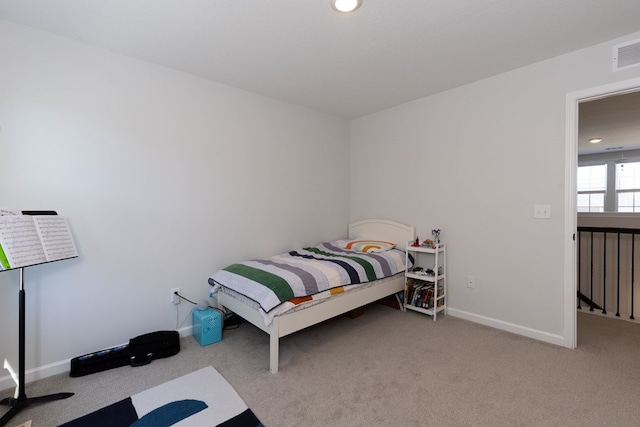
[70,330,180,377]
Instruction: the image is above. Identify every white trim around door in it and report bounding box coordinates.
[564,76,640,349]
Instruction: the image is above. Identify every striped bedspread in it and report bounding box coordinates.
[208,241,410,313]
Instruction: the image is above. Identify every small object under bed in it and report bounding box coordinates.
[208,218,416,373]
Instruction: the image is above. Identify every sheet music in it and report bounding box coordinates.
[33,216,79,262]
[0,216,47,268]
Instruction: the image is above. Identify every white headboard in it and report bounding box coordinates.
[348,219,416,247]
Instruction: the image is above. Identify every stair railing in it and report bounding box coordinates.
[577,226,637,320]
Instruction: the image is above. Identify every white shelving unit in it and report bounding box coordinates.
[404,242,446,320]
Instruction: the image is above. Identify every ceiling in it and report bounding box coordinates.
[579,91,640,156]
[1,1,640,119]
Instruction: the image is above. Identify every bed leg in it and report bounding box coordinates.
[270,318,279,373]
[346,307,365,318]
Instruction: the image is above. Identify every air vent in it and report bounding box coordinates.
[613,39,640,71]
[606,146,625,151]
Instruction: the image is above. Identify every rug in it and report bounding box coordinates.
[59,366,263,427]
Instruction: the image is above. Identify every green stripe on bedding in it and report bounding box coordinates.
[224,264,295,301]
[303,247,377,281]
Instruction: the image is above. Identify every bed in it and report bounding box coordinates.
[209,218,416,373]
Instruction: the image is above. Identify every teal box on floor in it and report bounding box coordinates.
[192,307,222,346]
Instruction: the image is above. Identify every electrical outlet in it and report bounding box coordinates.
[467,275,476,289]
[171,287,180,304]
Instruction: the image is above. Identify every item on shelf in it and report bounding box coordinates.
[421,238,434,248]
[432,229,441,245]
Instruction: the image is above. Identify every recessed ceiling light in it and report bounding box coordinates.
[589,138,603,144]
[331,0,362,13]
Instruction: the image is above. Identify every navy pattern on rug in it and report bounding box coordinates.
[59,367,263,427]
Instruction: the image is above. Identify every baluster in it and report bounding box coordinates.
[616,232,621,317]
[578,230,582,310]
[590,231,594,312]
[632,233,636,321]
[602,232,607,315]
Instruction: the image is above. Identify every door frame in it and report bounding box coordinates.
[564,76,640,348]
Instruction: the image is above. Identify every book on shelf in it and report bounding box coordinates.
[0,214,78,270]
[436,286,445,307]
[406,279,422,305]
[407,279,435,308]
[413,285,425,307]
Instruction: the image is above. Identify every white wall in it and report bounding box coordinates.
[350,31,640,343]
[3,17,640,391]
[0,19,349,388]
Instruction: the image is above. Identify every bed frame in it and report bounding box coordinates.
[216,218,416,373]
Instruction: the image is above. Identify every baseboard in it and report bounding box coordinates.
[1,326,193,393]
[0,358,70,393]
[446,308,566,347]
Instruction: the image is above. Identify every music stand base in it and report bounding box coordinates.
[0,392,74,427]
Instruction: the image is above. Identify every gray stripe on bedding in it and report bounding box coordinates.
[243,260,307,296]
[255,259,320,295]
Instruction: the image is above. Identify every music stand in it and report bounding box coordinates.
[0,211,77,427]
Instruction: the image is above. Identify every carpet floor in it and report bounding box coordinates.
[2,306,640,426]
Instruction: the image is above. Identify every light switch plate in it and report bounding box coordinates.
[534,204,551,219]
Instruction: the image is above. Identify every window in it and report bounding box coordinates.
[616,162,640,212]
[577,164,607,212]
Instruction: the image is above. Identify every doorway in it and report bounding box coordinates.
[565,76,640,349]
